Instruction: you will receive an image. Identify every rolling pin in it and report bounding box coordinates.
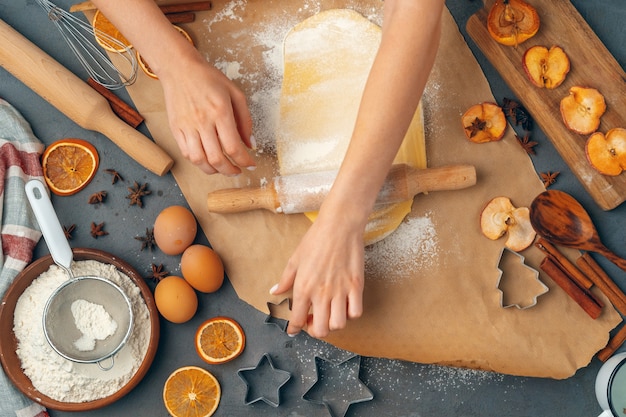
[0,18,173,176]
[207,164,477,214]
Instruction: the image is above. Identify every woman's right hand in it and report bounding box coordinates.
[158,53,256,176]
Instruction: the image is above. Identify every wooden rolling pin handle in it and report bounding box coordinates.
[406,164,476,194]
[207,186,279,213]
[381,164,476,202]
[88,110,173,176]
[0,19,173,176]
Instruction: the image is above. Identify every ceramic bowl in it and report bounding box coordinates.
[0,248,160,411]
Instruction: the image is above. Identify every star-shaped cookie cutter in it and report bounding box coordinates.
[302,355,374,417]
[264,299,291,332]
[496,247,549,309]
[237,353,291,407]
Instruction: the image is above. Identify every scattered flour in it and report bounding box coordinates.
[13,260,151,403]
[202,0,246,32]
[214,60,243,80]
[365,212,439,284]
[71,299,118,352]
[291,335,508,403]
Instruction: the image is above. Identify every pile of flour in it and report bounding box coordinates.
[13,260,151,403]
[71,299,118,352]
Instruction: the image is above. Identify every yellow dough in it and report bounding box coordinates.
[276,9,426,245]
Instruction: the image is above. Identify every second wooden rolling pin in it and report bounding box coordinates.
[0,18,173,176]
[207,164,477,214]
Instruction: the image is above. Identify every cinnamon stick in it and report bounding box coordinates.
[535,238,593,289]
[576,254,626,315]
[70,1,212,14]
[539,257,603,319]
[166,12,196,24]
[598,324,626,362]
[87,78,144,128]
[159,2,212,14]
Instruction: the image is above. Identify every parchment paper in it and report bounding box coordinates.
[116,0,621,378]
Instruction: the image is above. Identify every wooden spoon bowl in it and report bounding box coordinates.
[530,190,626,272]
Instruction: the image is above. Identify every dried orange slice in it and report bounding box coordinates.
[42,138,99,196]
[195,317,245,365]
[163,366,221,417]
[93,9,132,52]
[138,26,193,79]
[136,52,158,80]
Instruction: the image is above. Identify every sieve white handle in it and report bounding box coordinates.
[25,179,74,271]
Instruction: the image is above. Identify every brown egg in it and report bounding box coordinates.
[154,205,197,255]
[181,244,224,293]
[154,276,198,323]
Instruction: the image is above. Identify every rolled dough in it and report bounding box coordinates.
[276,9,426,245]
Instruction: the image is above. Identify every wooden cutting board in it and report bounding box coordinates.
[467,0,626,210]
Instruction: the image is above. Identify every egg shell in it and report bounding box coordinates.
[154,276,198,323]
[181,244,224,293]
[154,205,197,255]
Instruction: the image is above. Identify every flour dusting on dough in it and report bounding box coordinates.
[276,10,381,175]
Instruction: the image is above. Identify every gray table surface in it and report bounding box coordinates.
[1,1,625,416]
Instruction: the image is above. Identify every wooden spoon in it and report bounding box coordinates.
[530,190,626,272]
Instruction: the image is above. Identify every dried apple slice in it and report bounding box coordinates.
[480,196,536,252]
[487,0,540,47]
[560,86,606,135]
[462,102,507,143]
[585,128,626,176]
[522,45,570,89]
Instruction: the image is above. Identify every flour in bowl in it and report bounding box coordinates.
[13,260,151,403]
[71,299,118,352]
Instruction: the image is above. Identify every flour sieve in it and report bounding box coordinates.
[42,276,132,369]
[25,179,133,370]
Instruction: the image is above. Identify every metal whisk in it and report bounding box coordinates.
[35,0,137,90]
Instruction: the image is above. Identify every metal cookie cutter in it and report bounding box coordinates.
[496,247,549,309]
[264,299,291,332]
[302,355,374,417]
[237,353,291,407]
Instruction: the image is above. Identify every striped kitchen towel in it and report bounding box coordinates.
[0,98,48,417]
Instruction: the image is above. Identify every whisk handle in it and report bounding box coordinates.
[0,18,173,176]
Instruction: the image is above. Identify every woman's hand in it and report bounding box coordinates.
[270,207,365,338]
[90,0,256,176]
[159,53,256,176]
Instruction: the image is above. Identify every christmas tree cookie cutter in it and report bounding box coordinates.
[496,247,549,309]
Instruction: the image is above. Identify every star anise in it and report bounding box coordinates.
[90,221,108,238]
[540,171,559,188]
[466,117,487,138]
[503,97,533,131]
[516,133,538,155]
[126,181,151,208]
[105,169,123,185]
[63,224,76,240]
[88,190,107,204]
[146,263,168,283]
[135,227,156,251]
